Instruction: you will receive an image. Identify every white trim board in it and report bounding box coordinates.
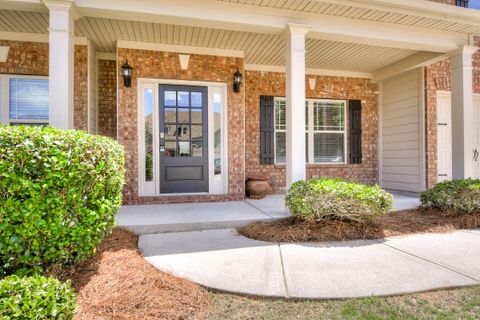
[245,64,372,79]
[0,31,88,45]
[96,52,116,60]
[117,40,244,58]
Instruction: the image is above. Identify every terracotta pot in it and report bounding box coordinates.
[246,176,271,199]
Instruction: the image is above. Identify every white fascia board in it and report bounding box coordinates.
[245,64,372,79]
[74,0,469,53]
[0,0,46,12]
[0,31,49,42]
[314,0,480,27]
[117,40,244,58]
[0,31,88,45]
[372,51,447,82]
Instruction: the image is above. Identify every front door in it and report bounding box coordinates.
[437,92,452,182]
[159,85,209,193]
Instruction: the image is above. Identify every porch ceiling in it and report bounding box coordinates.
[217,0,480,34]
[0,9,417,73]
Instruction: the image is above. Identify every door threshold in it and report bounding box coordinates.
[140,192,215,197]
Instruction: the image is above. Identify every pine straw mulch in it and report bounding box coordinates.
[238,208,480,243]
[54,228,209,320]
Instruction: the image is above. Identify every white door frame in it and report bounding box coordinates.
[137,78,229,196]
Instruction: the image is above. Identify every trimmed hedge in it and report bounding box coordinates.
[421,179,480,213]
[0,275,77,319]
[0,126,125,275]
[286,178,393,223]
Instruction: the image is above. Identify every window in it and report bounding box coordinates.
[312,100,346,163]
[274,98,347,164]
[0,76,49,125]
[274,99,286,164]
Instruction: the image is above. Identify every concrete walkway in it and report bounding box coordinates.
[139,229,480,299]
[118,193,420,234]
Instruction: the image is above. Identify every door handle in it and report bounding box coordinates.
[474,149,479,162]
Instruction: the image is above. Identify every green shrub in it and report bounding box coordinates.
[0,126,125,275]
[421,179,480,213]
[0,275,77,319]
[285,178,393,223]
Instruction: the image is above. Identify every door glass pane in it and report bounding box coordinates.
[178,141,190,156]
[144,88,153,182]
[165,125,176,140]
[191,108,202,124]
[164,108,176,124]
[213,92,222,175]
[314,132,345,163]
[9,78,49,121]
[191,92,202,107]
[165,141,177,157]
[191,125,203,140]
[178,91,189,107]
[177,125,190,140]
[192,141,203,157]
[164,91,176,106]
[178,108,189,124]
[276,131,286,164]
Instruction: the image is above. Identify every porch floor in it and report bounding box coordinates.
[116,193,420,235]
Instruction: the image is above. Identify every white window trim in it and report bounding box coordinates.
[137,78,229,197]
[274,97,348,165]
[0,74,49,125]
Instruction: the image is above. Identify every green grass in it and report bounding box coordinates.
[200,286,480,320]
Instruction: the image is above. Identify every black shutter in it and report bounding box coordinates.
[348,100,362,164]
[260,96,275,164]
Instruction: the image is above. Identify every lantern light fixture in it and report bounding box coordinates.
[233,69,242,93]
[122,59,132,87]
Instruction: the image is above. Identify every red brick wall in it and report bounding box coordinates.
[74,45,88,131]
[117,49,245,204]
[245,70,379,194]
[425,36,480,188]
[0,40,88,130]
[97,59,117,138]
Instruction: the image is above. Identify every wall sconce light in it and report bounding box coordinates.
[233,69,242,93]
[308,78,316,90]
[121,59,132,87]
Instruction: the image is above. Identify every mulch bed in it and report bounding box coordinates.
[55,228,209,320]
[238,208,480,243]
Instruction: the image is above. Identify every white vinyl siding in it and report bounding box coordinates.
[380,68,425,192]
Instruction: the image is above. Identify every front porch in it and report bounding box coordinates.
[1,0,480,203]
[117,193,420,234]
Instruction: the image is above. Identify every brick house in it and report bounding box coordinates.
[1,0,480,205]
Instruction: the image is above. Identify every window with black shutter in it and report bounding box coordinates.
[259,95,275,164]
[348,100,362,164]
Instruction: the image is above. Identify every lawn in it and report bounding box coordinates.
[202,286,480,320]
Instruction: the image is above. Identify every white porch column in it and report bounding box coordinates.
[285,23,310,189]
[44,0,75,129]
[450,45,477,179]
